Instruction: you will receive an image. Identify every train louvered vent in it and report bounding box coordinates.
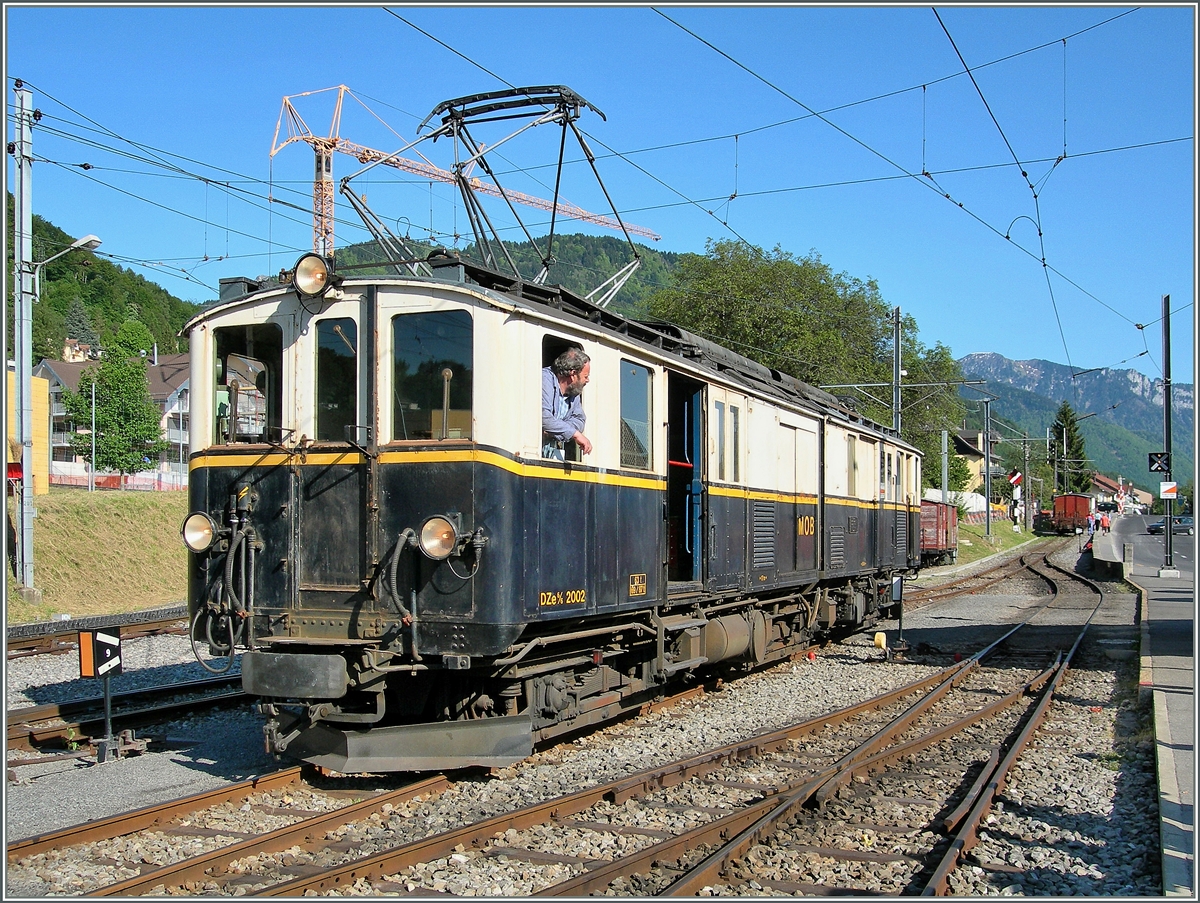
[829,526,846,569]
[753,501,775,569]
[896,510,908,553]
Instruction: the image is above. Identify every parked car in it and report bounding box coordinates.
[1147,516,1194,535]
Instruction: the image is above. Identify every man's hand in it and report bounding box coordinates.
[574,431,593,455]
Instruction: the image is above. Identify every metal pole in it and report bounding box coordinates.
[940,430,948,505]
[1049,427,1055,493]
[984,399,992,538]
[1061,426,1068,491]
[1162,294,1174,572]
[90,381,96,492]
[892,306,901,433]
[1023,433,1031,532]
[14,85,37,593]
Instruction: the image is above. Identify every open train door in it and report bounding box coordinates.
[666,372,705,592]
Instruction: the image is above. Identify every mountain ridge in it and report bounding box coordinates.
[958,352,1194,488]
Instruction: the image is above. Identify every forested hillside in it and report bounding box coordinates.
[332,231,679,318]
[6,197,201,364]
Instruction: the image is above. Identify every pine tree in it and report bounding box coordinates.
[65,297,99,348]
[1050,401,1091,493]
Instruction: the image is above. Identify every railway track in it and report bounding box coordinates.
[904,538,1067,608]
[5,554,1111,897]
[6,674,245,762]
[5,608,188,661]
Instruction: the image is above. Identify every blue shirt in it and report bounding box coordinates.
[542,366,586,458]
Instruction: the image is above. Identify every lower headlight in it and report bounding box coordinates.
[419,516,458,560]
[181,512,219,552]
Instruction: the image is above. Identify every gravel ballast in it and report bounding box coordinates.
[4,563,1160,897]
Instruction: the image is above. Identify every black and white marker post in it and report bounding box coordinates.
[79,627,123,762]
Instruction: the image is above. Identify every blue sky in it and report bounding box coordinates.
[5,4,1195,385]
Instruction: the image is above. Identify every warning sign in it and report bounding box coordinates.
[1159,482,1178,500]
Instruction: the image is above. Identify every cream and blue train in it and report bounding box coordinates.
[182,251,922,773]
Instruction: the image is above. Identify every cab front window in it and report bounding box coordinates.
[316,318,359,442]
[392,310,473,440]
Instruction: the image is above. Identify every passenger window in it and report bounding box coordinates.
[316,318,358,442]
[715,401,726,481]
[392,310,473,440]
[214,324,282,444]
[847,435,857,497]
[620,361,652,469]
[730,405,740,482]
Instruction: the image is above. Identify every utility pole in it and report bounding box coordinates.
[13,82,40,601]
[892,306,902,433]
[1160,294,1177,577]
[941,430,949,505]
[1022,432,1031,532]
[983,398,992,539]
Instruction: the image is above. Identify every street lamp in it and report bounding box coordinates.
[15,234,102,594]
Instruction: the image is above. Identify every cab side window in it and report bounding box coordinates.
[620,360,652,469]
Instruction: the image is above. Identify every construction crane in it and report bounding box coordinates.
[271,85,660,257]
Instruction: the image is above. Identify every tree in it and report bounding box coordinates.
[927,452,973,494]
[647,240,894,387]
[644,239,966,483]
[1050,401,1091,493]
[7,198,200,366]
[65,296,100,349]
[61,320,169,485]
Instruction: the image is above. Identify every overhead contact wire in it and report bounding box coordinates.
[933,7,1074,379]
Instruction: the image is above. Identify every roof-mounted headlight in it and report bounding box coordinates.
[419,516,459,560]
[292,253,340,300]
[181,512,220,553]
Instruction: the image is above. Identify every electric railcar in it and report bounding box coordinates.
[181,252,922,773]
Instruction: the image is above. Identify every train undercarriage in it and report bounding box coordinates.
[249,576,901,774]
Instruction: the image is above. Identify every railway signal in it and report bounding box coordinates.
[79,628,125,762]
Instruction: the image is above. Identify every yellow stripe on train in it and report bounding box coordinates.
[189,447,666,492]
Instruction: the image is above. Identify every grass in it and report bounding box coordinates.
[953,517,1043,566]
[6,487,190,626]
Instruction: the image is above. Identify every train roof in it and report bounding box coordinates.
[196,251,912,446]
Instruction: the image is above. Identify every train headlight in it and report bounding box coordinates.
[419,516,459,560]
[292,253,337,299]
[181,512,219,553]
